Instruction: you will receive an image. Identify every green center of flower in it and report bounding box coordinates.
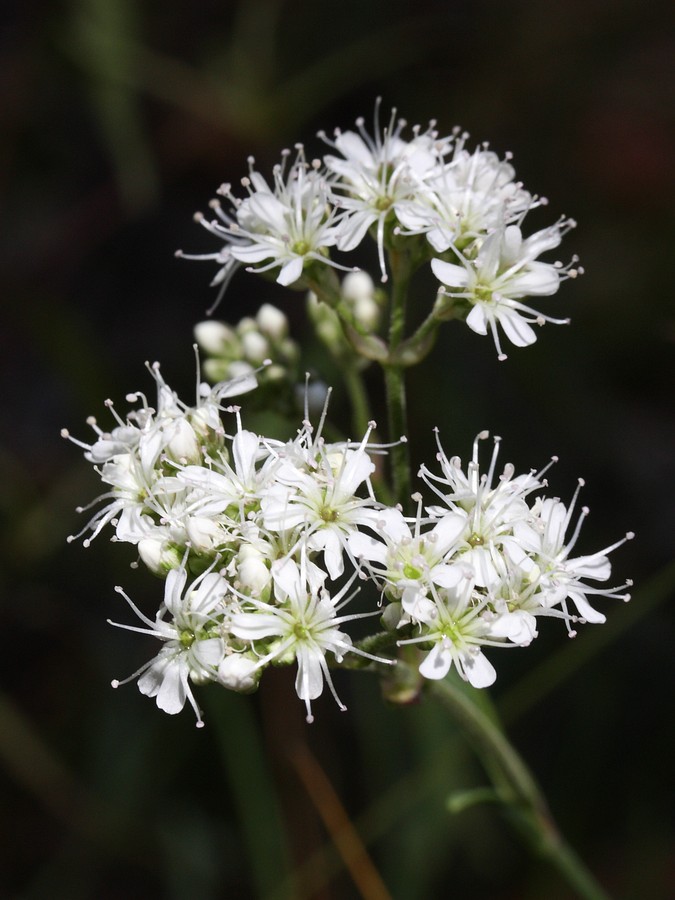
[292,240,311,255]
[320,507,339,522]
[179,628,195,648]
[374,196,393,212]
[403,563,423,580]
[468,533,484,547]
[293,622,311,641]
[475,285,494,304]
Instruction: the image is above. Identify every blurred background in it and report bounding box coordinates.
[1,0,673,897]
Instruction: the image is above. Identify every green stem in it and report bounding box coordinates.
[383,365,409,504]
[382,251,413,508]
[343,366,372,438]
[338,655,610,899]
[391,309,441,367]
[423,672,610,900]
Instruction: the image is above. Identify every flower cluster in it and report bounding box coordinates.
[64,101,632,730]
[349,432,633,688]
[65,366,631,719]
[64,366,393,724]
[180,101,581,360]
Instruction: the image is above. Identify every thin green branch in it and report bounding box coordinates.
[343,366,373,439]
[424,672,611,900]
[382,250,413,508]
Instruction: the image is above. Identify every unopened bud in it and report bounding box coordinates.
[194,321,238,356]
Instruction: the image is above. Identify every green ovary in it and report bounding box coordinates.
[293,622,310,641]
[374,196,392,212]
[474,285,494,304]
[179,629,195,648]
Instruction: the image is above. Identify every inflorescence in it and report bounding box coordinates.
[64,102,630,726]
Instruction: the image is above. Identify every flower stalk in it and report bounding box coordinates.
[382,248,414,508]
[425,670,610,900]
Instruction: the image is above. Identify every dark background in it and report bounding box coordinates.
[2,1,673,897]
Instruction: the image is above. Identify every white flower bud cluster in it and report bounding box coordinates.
[194,303,298,386]
[307,270,383,364]
[180,101,581,359]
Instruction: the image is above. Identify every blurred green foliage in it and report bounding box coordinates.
[1,0,673,897]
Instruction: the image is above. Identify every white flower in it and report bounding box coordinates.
[178,425,270,510]
[431,221,580,360]
[397,575,501,688]
[181,147,348,301]
[397,138,540,253]
[513,484,634,625]
[109,565,231,726]
[348,504,466,618]
[63,361,258,549]
[321,102,450,280]
[260,416,382,579]
[230,556,392,721]
[420,431,552,587]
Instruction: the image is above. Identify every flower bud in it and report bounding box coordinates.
[186,516,223,554]
[341,270,375,304]
[194,320,238,356]
[353,295,380,331]
[165,417,201,464]
[237,546,271,596]
[256,303,288,340]
[138,537,183,576]
[219,654,260,693]
[240,330,270,364]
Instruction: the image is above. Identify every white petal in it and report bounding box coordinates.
[164,567,188,616]
[497,309,537,348]
[568,592,606,624]
[295,646,325,701]
[431,258,469,287]
[476,231,502,280]
[193,637,225,668]
[156,657,188,714]
[233,430,260,484]
[419,642,453,680]
[336,210,376,251]
[509,263,560,296]
[231,611,284,641]
[430,514,466,554]
[347,531,387,564]
[568,554,612,582]
[333,132,373,167]
[231,243,278,264]
[246,192,288,233]
[466,303,488,335]
[271,557,303,602]
[463,651,496,688]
